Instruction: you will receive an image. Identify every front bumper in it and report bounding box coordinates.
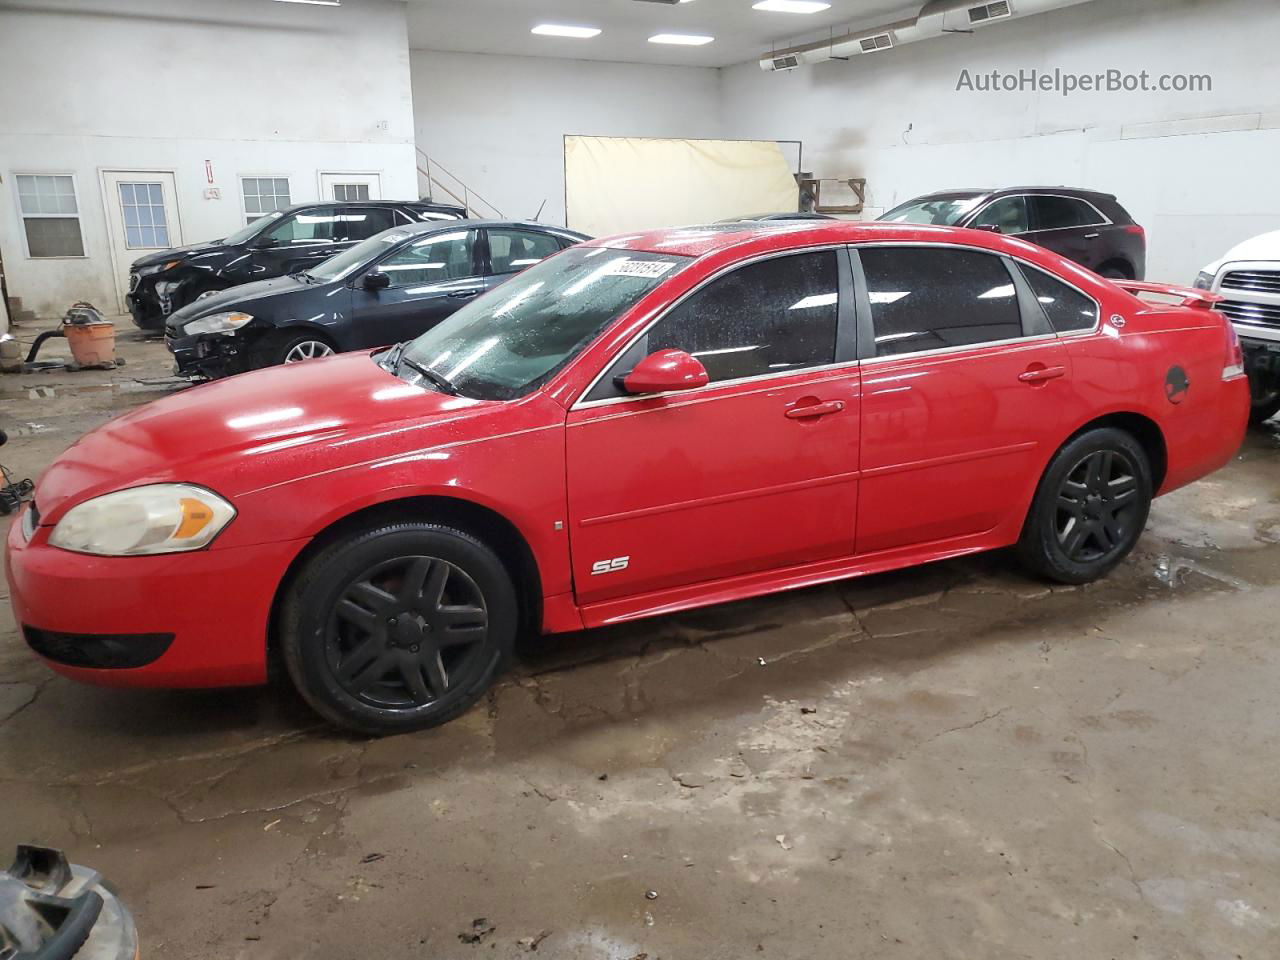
[165,329,249,379]
[6,505,307,688]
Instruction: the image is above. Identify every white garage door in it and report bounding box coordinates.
[564,136,801,238]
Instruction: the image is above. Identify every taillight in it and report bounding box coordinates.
[1223,318,1244,379]
[1125,224,1146,239]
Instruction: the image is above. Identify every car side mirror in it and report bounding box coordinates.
[620,349,709,395]
[252,235,280,248]
[363,270,391,291]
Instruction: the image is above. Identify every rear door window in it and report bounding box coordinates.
[486,229,563,276]
[858,246,1023,357]
[336,207,395,242]
[1031,196,1105,231]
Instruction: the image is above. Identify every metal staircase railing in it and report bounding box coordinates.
[416,148,504,219]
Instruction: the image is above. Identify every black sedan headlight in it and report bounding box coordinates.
[182,311,254,335]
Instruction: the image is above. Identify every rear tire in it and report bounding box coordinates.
[1248,395,1280,426]
[1098,264,1132,281]
[280,522,517,736]
[1016,428,1152,584]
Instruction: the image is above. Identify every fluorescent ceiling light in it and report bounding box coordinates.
[271,0,341,5]
[752,0,831,12]
[649,33,715,45]
[532,23,602,38]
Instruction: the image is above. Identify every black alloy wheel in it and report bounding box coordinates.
[1017,427,1152,584]
[1053,449,1140,564]
[329,555,489,709]
[282,522,517,734]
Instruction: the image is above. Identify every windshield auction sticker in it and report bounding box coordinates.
[603,259,679,279]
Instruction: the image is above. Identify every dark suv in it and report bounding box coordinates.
[879,187,1146,280]
[126,200,466,330]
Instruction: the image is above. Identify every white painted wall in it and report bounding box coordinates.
[719,0,1280,283]
[0,0,419,320]
[410,50,723,227]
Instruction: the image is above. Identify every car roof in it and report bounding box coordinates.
[376,219,591,241]
[908,186,1116,201]
[279,200,463,213]
[583,220,1020,259]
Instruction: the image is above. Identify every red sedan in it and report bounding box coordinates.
[7,222,1248,734]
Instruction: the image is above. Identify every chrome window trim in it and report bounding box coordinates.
[569,239,1104,411]
[967,192,1112,235]
[571,243,850,410]
[859,332,1059,367]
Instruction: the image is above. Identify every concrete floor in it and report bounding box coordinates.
[2,327,1279,959]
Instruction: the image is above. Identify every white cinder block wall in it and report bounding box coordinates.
[0,0,419,320]
[410,50,724,227]
[718,0,1280,283]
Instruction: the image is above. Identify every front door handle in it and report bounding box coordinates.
[785,399,845,419]
[1018,365,1067,384]
[448,289,481,299]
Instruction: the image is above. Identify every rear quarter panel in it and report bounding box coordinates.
[1063,302,1246,493]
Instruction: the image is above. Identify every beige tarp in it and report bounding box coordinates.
[564,136,800,238]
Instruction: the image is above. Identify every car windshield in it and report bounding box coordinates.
[879,195,985,226]
[398,246,689,401]
[307,230,413,282]
[223,210,285,245]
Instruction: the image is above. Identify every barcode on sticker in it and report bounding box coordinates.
[603,259,678,279]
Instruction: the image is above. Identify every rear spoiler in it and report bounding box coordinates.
[1112,280,1223,310]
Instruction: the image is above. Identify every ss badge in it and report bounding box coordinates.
[590,556,630,576]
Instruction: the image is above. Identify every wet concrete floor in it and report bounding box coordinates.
[1,328,1279,958]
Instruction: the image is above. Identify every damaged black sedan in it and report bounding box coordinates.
[165,220,588,379]
[127,200,466,330]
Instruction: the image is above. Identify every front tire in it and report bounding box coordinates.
[1016,428,1152,584]
[281,522,517,735]
[254,331,336,370]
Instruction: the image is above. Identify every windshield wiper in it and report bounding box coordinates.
[399,354,456,395]
[289,270,315,284]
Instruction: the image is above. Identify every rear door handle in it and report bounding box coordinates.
[1018,365,1067,383]
[1083,232,1100,240]
[448,289,481,299]
[785,400,845,419]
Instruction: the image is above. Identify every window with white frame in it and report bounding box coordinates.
[241,177,291,224]
[16,175,85,258]
[332,183,371,202]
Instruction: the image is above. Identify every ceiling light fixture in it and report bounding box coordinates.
[649,33,715,44]
[531,23,602,38]
[752,0,831,13]
[271,0,341,5]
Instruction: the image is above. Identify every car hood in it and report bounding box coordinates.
[130,240,225,270]
[1201,229,1280,274]
[33,352,493,524]
[168,275,309,326]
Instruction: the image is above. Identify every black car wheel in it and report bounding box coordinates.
[1017,428,1152,584]
[1098,266,1131,280]
[254,331,337,370]
[1248,392,1280,426]
[281,522,517,735]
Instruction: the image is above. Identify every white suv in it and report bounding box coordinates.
[1195,231,1280,424]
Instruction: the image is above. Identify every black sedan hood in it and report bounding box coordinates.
[167,274,311,328]
[130,239,227,269]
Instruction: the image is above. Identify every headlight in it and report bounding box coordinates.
[1193,271,1214,290]
[49,484,236,556]
[183,311,253,336]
